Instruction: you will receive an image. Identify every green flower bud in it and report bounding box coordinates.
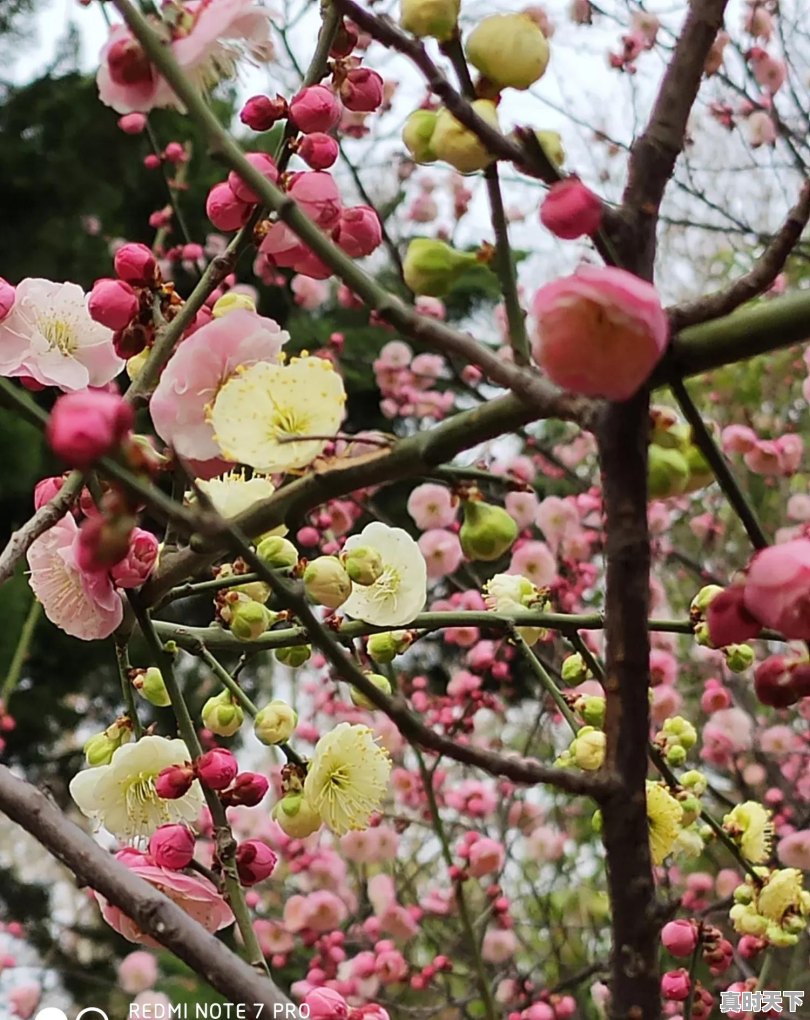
[272,793,322,838]
[256,535,299,570]
[351,672,392,710]
[591,808,603,833]
[136,666,172,708]
[562,653,589,685]
[84,720,131,767]
[534,130,564,168]
[234,581,271,604]
[400,0,460,41]
[254,700,298,745]
[202,690,244,737]
[276,644,312,668]
[431,100,500,174]
[229,600,273,641]
[367,630,412,663]
[459,499,518,562]
[403,238,478,296]
[578,695,606,728]
[666,745,687,767]
[402,109,438,163]
[679,794,701,827]
[783,913,807,936]
[766,925,798,947]
[571,727,606,771]
[690,584,724,617]
[466,13,550,91]
[682,444,714,493]
[681,769,708,795]
[650,406,690,450]
[733,882,755,905]
[662,716,697,750]
[648,443,690,500]
[341,546,384,587]
[693,620,712,648]
[303,556,352,610]
[724,643,755,673]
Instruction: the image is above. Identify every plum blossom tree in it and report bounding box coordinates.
[1,0,810,1018]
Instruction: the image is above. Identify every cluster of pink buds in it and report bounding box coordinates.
[143,139,188,171]
[156,747,269,806]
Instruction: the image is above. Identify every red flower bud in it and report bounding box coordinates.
[227,152,279,205]
[47,389,134,469]
[240,94,288,131]
[289,85,342,134]
[340,67,384,113]
[298,132,339,170]
[235,839,278,886]
[706,585,761,647]
[220,771,270,807]
[148,824,196,870]
[195,747,239,790]
[754,655,804,708]
[540,178,603,240]
[206,182,251,232]
[333,205,382,258]
[155,763,196,800]
[114,243,157,287]
[88,278,139,331]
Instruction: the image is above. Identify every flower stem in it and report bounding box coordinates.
[114,639,143,739]
[2,598,41,702]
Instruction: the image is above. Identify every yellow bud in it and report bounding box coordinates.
[351,672,392,710]
[125,348,150,381]
[403,238,478,296]
[400,0,460,41]
[254,700,298,745]
[459,499,518,561]
[303,556,352,609]
[431,100,500,174]
[535,130,565,167]
[402,110,438,163]
[272,793,322,838]
[212,292,257,317]
[466,14,550,91]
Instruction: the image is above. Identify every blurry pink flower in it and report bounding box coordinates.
[535,495,579,553]
[505,490,539,530]
[747,109,776,147]
[206,182,251,232]
[759,723,799,754]
[333,206,382,258]
[704,30,730,75]
[98,849,234,945]
[745,6,773,40]
[722,424,757,454]
[98,1,272,114]
[743,538,810,638]
[743,438,782,475]
[706,585,761,646]
[118,950,159,994]
[368,873,397,916]
[291,274,329,309]
[531,266,668,400]
[110,527,159,588]
[651,684,682,724]
[288,171,342,229]
[9,983,40,1020]
[340,67,384,112]
[540,178,603,239]
[481,928,517,963]
[418,529,463,578]
[775,433,803,473]
[302,890,349,932]
[407,483,456,529]
[468,837,505,877]
[302,988,349,1020]
[787,493,810,521]
[777,829,810,869]
[751,54,786,93]
[149,308,288,459]
[0,279,123,390]
[27,515,123,640]
[118,112,147,134]
[509,540,557,586]
[47,389,134,468]
[227,152,279,204]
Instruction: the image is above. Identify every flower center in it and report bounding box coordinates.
[39,316,78,356]
[269,405,312,441]
[123,769,161,819]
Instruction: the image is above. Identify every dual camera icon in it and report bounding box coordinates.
[35,1010,109,1020]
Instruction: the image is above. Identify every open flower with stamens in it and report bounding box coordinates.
[0,279,123,390]
[27,514,123,641]
[723,801,774,863]
[208,356,346,472]
[192,470,287,537]
[340,522,427,627]
[69,735,203,841]
[304,723,392,835]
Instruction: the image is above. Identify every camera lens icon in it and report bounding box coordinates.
[35,1010,109,1020]
[35,1010,69,1020]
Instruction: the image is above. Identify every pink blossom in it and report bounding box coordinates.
[0,279,123,391]
[751,53,786,93]
[661,969,691,1001]
[291,275,329,309]
[98,850,234,945]
[149,308,287,459]
[33,475,65,510]
[531,266,668,400]
[706,585,761,646]
[407,483,456,529]
[8,983,40,1020]
[302,988,349,1020]
[98,1,272,114]
[115,243,158,286]
[481,928,517,963]
[118,950,159,994]
[468,837,505,877]
[235,839,278,885]
[651,684,682,724]
[288,172,342,229]
[661,920,698,957]
[418,529,463,578]
[743,538,810,638]
[333,206,382,258]
[540,178,603,239]
[787,493,810,521]
[27,515,123,640]
[375,947,408,983]
[748,109,777,147]
[509,540,557,586]
[47,389,134,468]
[110,527,159,588]
[777,829,810,869]
[722,424,758,454]
[535,495,579,553]
[505,491,539,530]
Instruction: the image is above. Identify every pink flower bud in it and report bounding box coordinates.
[530,266,668,401]
[289,85,342,134]
[240,94,288,131]
[118,113,147,134]
[298,132,340,170]
[33,475,65,510]
[302,988,349,1020]
[661,969,691,1001]
[706,586,761,647]
[340,67,384,112]
[148,824,196,870]
[540,178,603,239]
[195,747,238,790]
[333,205,382,258]
[220,771,270,807]
[755,656,810,709]
[47,389,134,468]
[228,152,279,204]
[737,935,766,959]
[288,171,342,229]
[163,142,186,164]
[110,527,159,588]
[88,277,139,331]
[0,277,15,321]
[235,839,278,886]
[661,920,698,957]
[75,515,132,572]
[114,242,157,286]
[143,154,161,170]
[206,182,251,232]
[155,764,195,799]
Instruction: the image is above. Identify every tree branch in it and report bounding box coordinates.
[0,765,291,1017]
[668,180,810,332]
